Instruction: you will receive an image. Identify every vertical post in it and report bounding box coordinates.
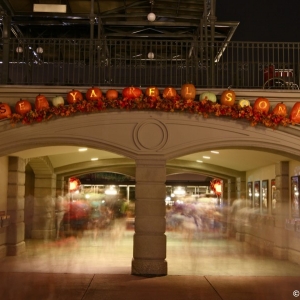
[209,0,217,87]
[132,158,167,276]
[273,161,289,260]
[1,14,11,84]
[89,0,95,83]
[6,157,26,255]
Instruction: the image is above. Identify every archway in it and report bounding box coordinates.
[1,111,300,275]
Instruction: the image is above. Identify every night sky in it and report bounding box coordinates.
[216,0,300,42]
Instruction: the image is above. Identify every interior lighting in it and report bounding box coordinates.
[196,160,203,163]
[203,156,210,159]
[211,151,219,154]
[173,186,186,196]
[33,4,67,13]
[105,185,118,195]
[78,147,88,152]
[91,157,99,161]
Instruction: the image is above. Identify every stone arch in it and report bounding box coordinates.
[1,111,300,161]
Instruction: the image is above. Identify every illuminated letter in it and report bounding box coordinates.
[259,101,267,109]
[69,92,77,101]
[226,93,233,102]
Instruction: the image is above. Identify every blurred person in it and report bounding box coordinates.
[230,195,251,236]
[55,189,67,239]
[44,195,56,242]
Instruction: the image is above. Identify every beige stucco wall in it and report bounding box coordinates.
[0,156,8,258]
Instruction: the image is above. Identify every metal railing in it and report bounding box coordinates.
[0,38,299,89]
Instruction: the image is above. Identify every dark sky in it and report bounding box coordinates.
[216,0,300,42]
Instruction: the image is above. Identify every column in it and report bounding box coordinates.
[132,158,167,276]
[273,161,289,259]
[6,157,26,255]
[31,174,56,240]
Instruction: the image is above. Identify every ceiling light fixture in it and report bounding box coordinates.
[91,157,99,161]
[203,156,211,159]
[211,151,219,154]
[196,160,203,163]
[78,148,87,152]
[33,4,67,13]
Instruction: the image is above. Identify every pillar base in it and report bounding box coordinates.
[7,241,26,256]
[131,259,167,277]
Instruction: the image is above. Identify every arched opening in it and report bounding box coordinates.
[1,110,300,276]
[164,147,300,275]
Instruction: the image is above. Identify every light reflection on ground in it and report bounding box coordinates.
[1,218,300,276]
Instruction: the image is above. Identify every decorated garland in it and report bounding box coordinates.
[0,85,299,129]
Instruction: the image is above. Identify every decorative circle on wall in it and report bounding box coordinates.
[134,119,168,150]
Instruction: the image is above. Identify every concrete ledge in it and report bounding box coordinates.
[132,258,167,276]
[7,241,26,256]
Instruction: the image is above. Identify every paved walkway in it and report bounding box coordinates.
[1,229,300,299]
[0,273,300,300]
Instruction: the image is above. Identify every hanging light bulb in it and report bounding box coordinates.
[148,52,154,59]
[147,12,156,21]
[16,47,23,53]
[36,47,43,54]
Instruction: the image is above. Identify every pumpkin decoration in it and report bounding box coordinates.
[220,88,236,106]
[272,102,287,117]
[106,89,119,100]
[67,89,83,104]
[145,86,160,99]
[122,86,142,99]
[35,94,49,110]
[52,95,65,107]
[238,99,251,107]
[253,97,270,114]
[86,86,102,101]
[200,91,217,102]
[0,102,12,119]
[15,99,32,115]
[181,83,196,100]
[290,102,300,124]
[162,87,177,99]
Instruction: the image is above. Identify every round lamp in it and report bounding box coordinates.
[148,52,154,59]
[36,47,43,54]
[147,12,156,22]
[16,47,23,53]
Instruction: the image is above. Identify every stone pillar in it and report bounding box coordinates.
[236,176,246,199]
[273,161,289,259]
[132,158,167,276]
[6,157,26,255]
[31,174,56,240]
